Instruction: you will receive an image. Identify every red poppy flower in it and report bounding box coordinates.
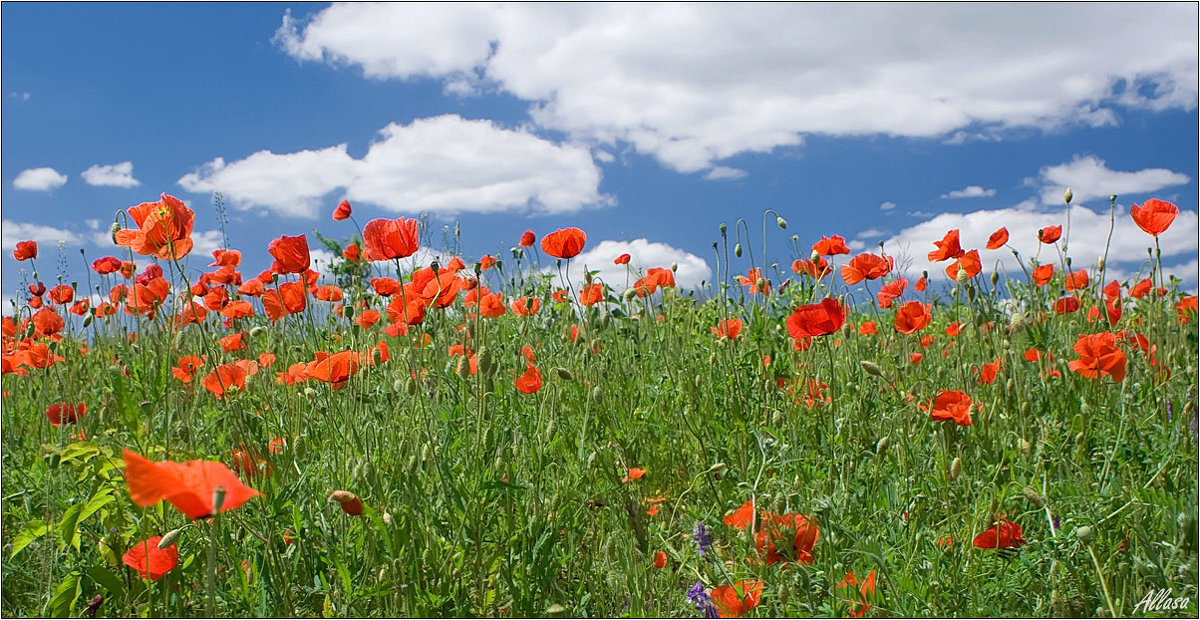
[1063,269,1089,291]
[480,255,497,271]
[268,234,310,274]
[756,512,819,565]
[208,249,241,267]
[928,229,965,262]
[32,307,65,337]
[841,253,892,284]
[511,296,541,316]
[219,332,245,353]
[652,550,667,569]
[792,257,832,280]
[362,217,420,261]
[986,227,1009,250]
[614,253,631,265]
[978,359,1001,385]
[1038,225,1062,244]
[201,361,256,398]
[928,390,972,426]
[894,301,932,334]
[12,240,37,261]
[972,519,1025,549]
[876,278,907,309]
[333,200,352,221]
[724,499,755,529]
[812,235,851,256]
[1054,296,1081,315]
[1178,295,1199,323]
[122,536,179,581]
[356,309,381,329]
[710,579,764,618]
[858,321,877,336]
[1068,332,1127,382]
[621,468,646,483]
[113,193,196,259]
[305,350,361,390]
[1130,198,1179,236]
[172,355,205,383]
[92,256,122,274]
[837,570,877,618]
[329,490,363,515]
[711,318,742,339]
[915,275,928,292]
[123,449,261,519]
[945,249,981,280]
[540,227,587,259]
[515,363,542,394]
[578,283,604,306]
[46,402,86,426]
[263,281,307,321]
[786,298,845,339]
[1032,264,1054,287]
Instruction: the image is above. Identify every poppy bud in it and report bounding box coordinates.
[1097,257,1105,271]
[456,356,471,379]
[1075,525,1093,545]
[670,261,678,272]
[392,379,405,393]
[949,456,962,481]
[1006,378,1015,394]
[328,490,363,515]
[109,222,121,244]
[965,284,975,301]
[875,436,890,456]
[860,360,883,377]
[342,304,354,320]
[622,288,638,301]
[249,326,267,338]
[1019,438,1032,456]
[158,527,185,549]
[544,418,556,441]
[382,511,393,526]
[303,387,318,399]
[990,271,999,286]
[590,386,604,404]
[82,314,93,328]
[719,223,727,235]
[554,367,573,381]
[776,216,787,229]
[1075,431,1087,446]
[734,243,742,258]
[212,486,228,514]
[1023,487,1045,507]
[406,377,420,395]
[1064,187,1073,204]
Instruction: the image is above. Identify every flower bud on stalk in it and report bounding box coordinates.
[949,457,962,481]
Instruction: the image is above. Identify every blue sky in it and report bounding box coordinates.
[3,3,1198,306]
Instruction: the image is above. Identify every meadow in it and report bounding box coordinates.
[1,193,1197,618]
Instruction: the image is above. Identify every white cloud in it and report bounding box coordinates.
[942,185,996,199]
[541,238,712,291]
[81,161,141,188]
[13,167,67,191]
[188,230,227,263]
[276,4,1198,174]
[1,220,81,250]
[593,149,615,163]
[856,228,887,240]
[308,248,337,271]
[1035,155,1190,205]
[883,202,1199,282]
[178,115,608,218]
[704,166,747,181]
[880,201,896,211]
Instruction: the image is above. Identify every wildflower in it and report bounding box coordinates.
[692,521,713,556]
[1068,332,1127,382]
[792,257,832,280]
[1038,225,1062,244]
[711,318,742,339]
[263,281,307,321]
[123,449,260,519]
[1063,269,1089,291]
[621,468,645,483]
[122,536,179,581]
[945,249,981,280]
[615,253,631,265]
[928,390,973,426]
[332,199,352,221]
[511,296,541,316]
[342,243,360,262]
[710,579,764,618]
[724,499,755,530]
[735,268,770,295]
[812,235,851,256]
[786,298,845,339]
[305,350,361,390]
[515,363,542,394]
[837,570,877,618]
[978,359,1001,385]
[579,283,604,306]
[92,256,122,274]
[652,550,668,569]
[633,268,676,296]
[756,512,819,566]
[47,284,73,305]
[1177,296,1198,323]
[894,300,932,334]
[841,252,892,284]
[268,234,310,274]
[876,278,907,309]
[12,240,37,261]
[540,227,586,259]
[687,581,719,618]
[113,193,195,259]
[928,229,965,261]
[972,519,1026,549]
[1130,198,1179,236]
[986,227,1008,249]
[46,402,86,426]
[328,490,364,516]
[362,217,420,261]
[1053,296,1081,315]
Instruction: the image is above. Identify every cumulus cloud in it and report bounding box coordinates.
[880,201,896,211]
[1035,155,1190,205]
[178,115,608,218]
[540,238,712,291]
[942,185,996,199]
[276,4,1198,174]
[704,166,748,181]
[883,202,1199,283]
[13,167,67,191]
[1,220,82,250]
[81,161,141,188]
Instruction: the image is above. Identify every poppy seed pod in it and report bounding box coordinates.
[875,436,890,456]
[554,367,574,381]
[211,486,228,514]
[1064,187,1073,204]
[860,360,883,377]
[949,457,962,481]
[590,385,604,404]
[1075,525,1093,545]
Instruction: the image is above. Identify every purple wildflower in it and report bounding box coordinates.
[692,521,711,557]
[687,580,718,618]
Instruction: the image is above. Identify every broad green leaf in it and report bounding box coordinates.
[45,571,80,618]
[10,519,48,559]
